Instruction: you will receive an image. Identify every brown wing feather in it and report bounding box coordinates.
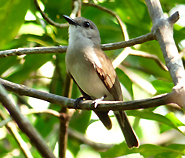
[93,47,123,101]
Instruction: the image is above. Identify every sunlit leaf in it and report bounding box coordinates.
[0,0,30,48]
[165,112,185,127]
[152,80,174,94]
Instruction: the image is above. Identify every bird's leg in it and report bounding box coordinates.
[92,95,107,108]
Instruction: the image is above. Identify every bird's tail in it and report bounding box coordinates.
[114,111,139,148]
[94,111,112,130]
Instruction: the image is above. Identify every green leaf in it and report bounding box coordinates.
[152,80,174,94]
[0,56,19,76]
[0,140,9,156]
[69,111,91,134]
[154,144,185,158]
[0,0,30,48]
[6,54,52,83]
[137,144,185,158]
[165,112,185,127]
[116,68,133,99]
[100,142,131,157]
[100,143,185,158]
[127,110,184,134]
[154,152,182,158]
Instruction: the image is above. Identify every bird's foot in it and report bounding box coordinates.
[92,95,107,108]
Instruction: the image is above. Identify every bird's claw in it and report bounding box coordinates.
[92,95,106,108]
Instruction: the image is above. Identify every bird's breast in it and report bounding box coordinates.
[65,47,113,100]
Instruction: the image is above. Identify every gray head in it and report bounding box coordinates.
[63,15,101,47]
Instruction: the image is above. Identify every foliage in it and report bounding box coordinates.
[0,0,185,158]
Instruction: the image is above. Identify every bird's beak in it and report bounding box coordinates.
[63,15,77,26]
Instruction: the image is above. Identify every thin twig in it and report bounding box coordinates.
[68,128,115,151]
[0,46,67,58]
[71,0,81,18]
[101,32,155,51]
[0,109,60,127]
[34,0,82,28]
[34,0,68,28]
[24,109,60,117]
[0,116,12,127]
[129,49,168,71]
[0,83,56,158]
[141,128,185,145]
[82,2,129,40]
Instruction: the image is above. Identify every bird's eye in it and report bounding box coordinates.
[84,21,90,28]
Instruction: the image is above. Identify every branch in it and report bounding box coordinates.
[0,78,178,111]
[145,0,185,108]
[58,73,73,158]
[59,111,70,158]
[0,46,67,58]
[0,32,154,58]
[101,32,154,51]
[146,1,181,85]
[0,83,56,158]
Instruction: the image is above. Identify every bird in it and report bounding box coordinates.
[63,15,139,148]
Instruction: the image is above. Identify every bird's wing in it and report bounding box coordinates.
[93,47,139,148]
[93,47,123,101]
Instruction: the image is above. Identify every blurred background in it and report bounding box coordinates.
[1,0,185,157]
